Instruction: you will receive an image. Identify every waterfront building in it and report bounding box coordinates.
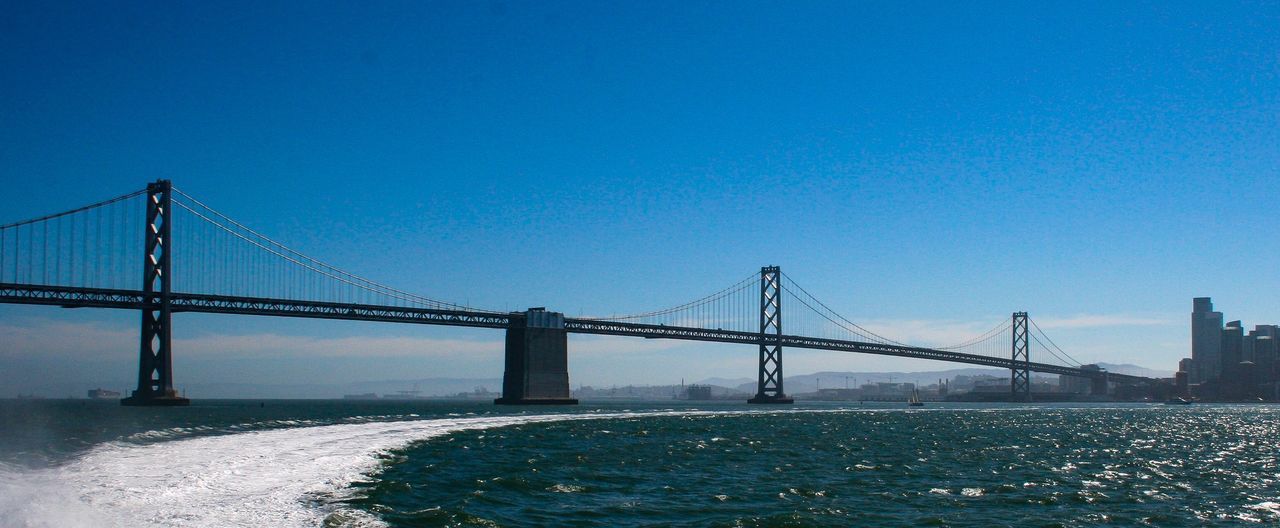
[1191,297,1224,384]
[1220,361,1259,400]
[1176,358,1193,397]
[1252,335,1277,381]
[860,382,914,398]
[685,384,713,400]
[813,388,860,401]
[1059,373,1089,394]
[1178,358,1193,374]
[1244,325,1278,364]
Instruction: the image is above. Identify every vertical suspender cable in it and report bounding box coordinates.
[224,223,230,295]
[42,221,47,285]
[69,212,76,285]
[54,217,61,285]
[200,210,206,293]
[81,209,87,287]
[109,200,116,289]
[204,212,210,294]
[126,196,132,289]
[235,227,241,296]
[242,232,248,297]
[26,223,33,284]
[199,213,205,294]
[105,201,112,289]
[95,206,101,288]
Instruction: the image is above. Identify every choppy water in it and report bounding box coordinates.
[1,400,1277,527]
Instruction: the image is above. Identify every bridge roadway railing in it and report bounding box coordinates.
[1,283,149,310]
[0,283,512,329]
[169,292,511,328]
[0,283,1151,384]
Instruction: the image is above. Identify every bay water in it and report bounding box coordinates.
[1,400,1276,526]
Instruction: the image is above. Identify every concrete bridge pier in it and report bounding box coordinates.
[494,308,578,405]
[1091,374,1110,396]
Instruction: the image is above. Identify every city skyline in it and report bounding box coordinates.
[1184,296,1280,400]
[3,1,1279,394]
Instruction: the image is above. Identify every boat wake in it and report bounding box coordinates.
[0,409,799,527]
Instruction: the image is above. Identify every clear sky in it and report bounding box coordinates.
[1,1,1278,395]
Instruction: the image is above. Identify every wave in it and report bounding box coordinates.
[0,408,812,528]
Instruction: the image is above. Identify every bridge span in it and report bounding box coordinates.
[0,181,1155,405]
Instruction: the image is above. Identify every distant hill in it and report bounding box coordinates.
[693,377,755,388]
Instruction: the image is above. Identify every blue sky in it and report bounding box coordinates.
[1,1,1278,395]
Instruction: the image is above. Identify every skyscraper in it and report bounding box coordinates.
[1244,327,1279,398]
[1244,325,1279,363]
[1191,297,1224,384]
[1223,321,1244,367]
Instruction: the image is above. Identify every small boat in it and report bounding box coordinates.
[908,388,924,407]
[1163,397,1192,405]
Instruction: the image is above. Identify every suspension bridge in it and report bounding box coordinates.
[0,180,1151,405]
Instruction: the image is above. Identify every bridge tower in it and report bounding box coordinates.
[1010,311,1030,402]
[122,179,189,406]
[495,308,578,405]
[749,266,793,404]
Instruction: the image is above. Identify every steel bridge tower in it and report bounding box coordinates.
[749,266,793,404]
[122,180,189,406]
[1010,311,1030,402]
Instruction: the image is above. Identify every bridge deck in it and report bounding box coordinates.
[0,283,1151,383]
[0,283,512,329]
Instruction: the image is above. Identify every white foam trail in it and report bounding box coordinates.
[0,409,797,528]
